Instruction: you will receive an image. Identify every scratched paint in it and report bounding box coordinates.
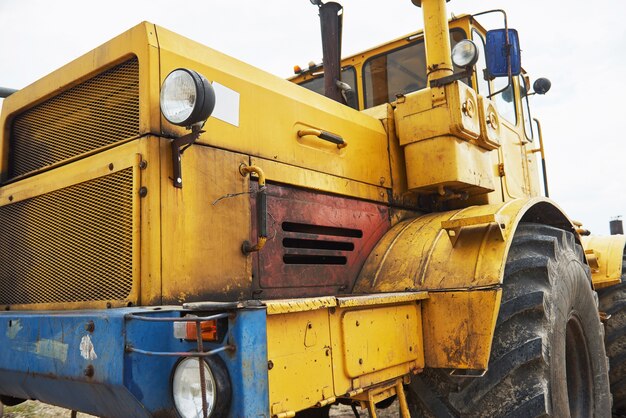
[6,320,22,339]
[35,339,68,363]
[80,335,98,360]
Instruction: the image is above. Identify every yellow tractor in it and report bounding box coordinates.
[0,0,623,417]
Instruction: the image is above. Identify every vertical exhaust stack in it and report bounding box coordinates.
[317,1,344,103]
[610,217,624,235]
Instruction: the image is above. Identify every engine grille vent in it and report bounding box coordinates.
[0,168,134,306]
[9,58,140,179]
[281,222,361,265]
[256,184,390,296]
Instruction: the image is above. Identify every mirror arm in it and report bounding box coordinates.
[430,68,472,88]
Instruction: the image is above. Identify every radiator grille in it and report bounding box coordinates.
[9,58,140,179]
[0,168,134,305]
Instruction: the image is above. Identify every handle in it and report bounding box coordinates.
[297,129,347,149]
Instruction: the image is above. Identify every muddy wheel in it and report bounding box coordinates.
[406,223,611,417]
[598,250,626,415]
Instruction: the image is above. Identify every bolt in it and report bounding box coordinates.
[307,323,313,329]
[139,160,148,170]
[108,163,114,171]
[325,349,330,357]
[176,178,182,184]
[409,346,413,352]
[359,358,363,365]
[84,321,95,333]
[8,196,13,202]
[268,360,274,370]
[356,320,360,327]
[138,187,148,197]
[84,365,95,377]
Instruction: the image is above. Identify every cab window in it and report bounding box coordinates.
[362,29,466,109]
[472,29,490,96]
[519,75,534,140]
[299,66,358,106]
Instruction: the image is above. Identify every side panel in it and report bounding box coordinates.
[160,143,252,304]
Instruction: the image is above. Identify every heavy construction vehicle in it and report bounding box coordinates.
[0,0,624,417]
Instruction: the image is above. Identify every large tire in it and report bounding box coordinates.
[406,223,611,417]
[598,250,626,415]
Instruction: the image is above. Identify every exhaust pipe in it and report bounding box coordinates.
[0,87,17,98]
[610,217,624,235]
[317,1,344,103]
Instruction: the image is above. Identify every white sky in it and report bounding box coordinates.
[0,0,625,235]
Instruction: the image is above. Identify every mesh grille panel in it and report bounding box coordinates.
[0,168,134,305]
[10,58,140,178]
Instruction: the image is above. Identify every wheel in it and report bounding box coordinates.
[598,250,626,415]
[405,223,612,417]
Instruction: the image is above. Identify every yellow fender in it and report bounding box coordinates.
[354,197,575,371]
[582,235,626,289]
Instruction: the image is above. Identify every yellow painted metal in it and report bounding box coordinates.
[248,156,388,204]
[394,81,496,197]
[266,292,426,415]
[267,308,335,416]
[422,289,501,369]
[265,297,337,315]
[340,304,421,377]
[355,198,563,293]
[0,22,161,180]
[0,138,157,310]
[354,198,574,369]
[395,83,481,145]
[420,0,454,82]
[403,135,495,195]
[337,292,428,308]
[155,25,391,192]
[159,143,252,304]
[582,235,626,289]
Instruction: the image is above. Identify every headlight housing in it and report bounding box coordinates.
[451,40,479,68]
[172,356,231,418]
[160,69,216,127]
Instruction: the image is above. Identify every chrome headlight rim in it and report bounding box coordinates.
[451,39,479,69]
[171,355,231,418]
[160,68,216,127]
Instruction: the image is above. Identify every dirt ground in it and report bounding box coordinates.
[1,400,399,417]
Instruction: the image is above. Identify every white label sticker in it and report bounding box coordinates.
[211,82,240,127]
[80,335,98,361]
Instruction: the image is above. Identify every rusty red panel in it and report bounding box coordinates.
[252,184,390,299]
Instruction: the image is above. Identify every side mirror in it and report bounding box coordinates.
[533,78,552,95]
[485,29,521,78]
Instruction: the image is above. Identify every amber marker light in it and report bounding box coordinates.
[173,319,219,341]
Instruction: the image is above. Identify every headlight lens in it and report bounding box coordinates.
[160,69,216,127]
[451,40,479,68]
[172,358,216,418]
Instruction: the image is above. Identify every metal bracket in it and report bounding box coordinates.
[171,129,204,188]
[441,214,508,247]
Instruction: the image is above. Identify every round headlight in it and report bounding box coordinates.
[172,356,231,418]
[160,69,216,127]
[451,40,479,68]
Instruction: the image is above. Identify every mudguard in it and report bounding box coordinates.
[354,198,576,370]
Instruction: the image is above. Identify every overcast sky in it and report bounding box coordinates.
[0,0,624,235]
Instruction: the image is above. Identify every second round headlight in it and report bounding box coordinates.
[172,357,217,418]
[160,69,216,127]
[451,40,479,68]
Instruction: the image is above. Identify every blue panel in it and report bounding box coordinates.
[0,306,271,417]
[0,309,150,418]
[226,308,270,417]
[485,29,521,77]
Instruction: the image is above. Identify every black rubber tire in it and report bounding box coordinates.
[598,250,626,416]
[406,223,612,417]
